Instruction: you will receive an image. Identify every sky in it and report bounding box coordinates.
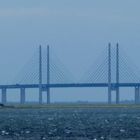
[0,0,140,103]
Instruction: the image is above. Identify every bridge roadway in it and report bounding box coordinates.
[0,83,140,105]
[0,83,140,89]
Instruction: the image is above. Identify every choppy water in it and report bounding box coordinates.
[0,108,140,140]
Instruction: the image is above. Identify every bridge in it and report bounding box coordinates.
[1,44,140,104]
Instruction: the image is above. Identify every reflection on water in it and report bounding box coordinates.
[0,108,139,139]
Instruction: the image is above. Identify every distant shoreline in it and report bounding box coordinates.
[1,104,140,109]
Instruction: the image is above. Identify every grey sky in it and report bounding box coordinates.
[0,0,140,102]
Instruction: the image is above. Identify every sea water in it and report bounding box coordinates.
[0,108,139,140]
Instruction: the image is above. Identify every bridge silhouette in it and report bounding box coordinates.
[1,43,140,104]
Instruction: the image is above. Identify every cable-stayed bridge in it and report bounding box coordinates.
[1,43,140,104]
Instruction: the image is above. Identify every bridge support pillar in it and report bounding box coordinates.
[47,88,50,104]
[39,88,42,104]
[108,87,112,104]
[20,88,25,104]
[116,87,120,104]
[135,87,140,104]
[2,88,7,104]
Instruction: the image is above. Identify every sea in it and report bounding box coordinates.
[0,107,139,140]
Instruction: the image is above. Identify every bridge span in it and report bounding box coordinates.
[1,83,140,89]
[0,83,140,104]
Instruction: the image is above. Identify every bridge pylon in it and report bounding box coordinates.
[108,43,112,104]
[39,45,43,104]
[108,43,120,104]
[46,45,50,104]
[116,43,120,104]
[38,45,51,104]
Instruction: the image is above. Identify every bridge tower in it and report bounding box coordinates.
[47,45,50,104]
[116,43,120,104]
[108,43,112,104]
[108,43,120,104]
[39,45,43,104]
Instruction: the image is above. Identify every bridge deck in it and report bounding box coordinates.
[0,83,140,89]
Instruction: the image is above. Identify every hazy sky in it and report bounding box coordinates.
[0,0,140,102]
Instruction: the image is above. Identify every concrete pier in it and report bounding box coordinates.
[20,88,25,104]
[135,87,140,104]
[116,87,120,104]
[2,88,7,104]
[47,88,50,104]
